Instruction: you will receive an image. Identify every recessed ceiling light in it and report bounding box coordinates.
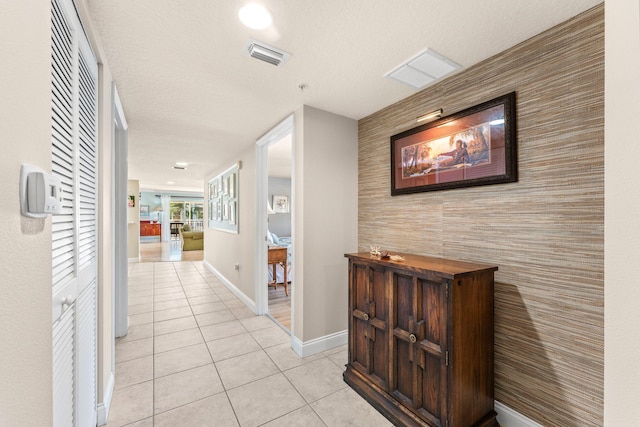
[239,3,272,30]
[167,181,175,185]
[175,161,188,167]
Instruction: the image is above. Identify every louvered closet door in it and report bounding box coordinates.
[51,0,99,425]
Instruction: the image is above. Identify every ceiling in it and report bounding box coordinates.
[86,0,602,193]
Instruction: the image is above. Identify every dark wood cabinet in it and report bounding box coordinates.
[140,220,161,237]
[344,253,499,427]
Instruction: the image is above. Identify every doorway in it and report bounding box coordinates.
[255,115,294,333]
[137,193,205,262]
[266,135,292,330]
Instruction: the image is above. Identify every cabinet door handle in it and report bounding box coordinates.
[363,313,369,321]
[409,334,417,343]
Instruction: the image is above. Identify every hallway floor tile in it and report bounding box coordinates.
[106,261,392,427]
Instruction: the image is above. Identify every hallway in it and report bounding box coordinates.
[139,240,204,262]
[107,261,390,426]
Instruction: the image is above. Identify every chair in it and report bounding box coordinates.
[179,224,204,251]
[170,222,183,240]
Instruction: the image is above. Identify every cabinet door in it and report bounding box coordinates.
[348,262,389,390]
[390,270,448,425]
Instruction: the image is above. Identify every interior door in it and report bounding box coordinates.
[51,0,99,425]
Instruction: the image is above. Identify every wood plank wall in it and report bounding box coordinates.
[357,5,603,425]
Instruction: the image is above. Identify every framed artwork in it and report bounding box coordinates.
[128,194,135,207]
[390,92,517,195]
[272,195,289,213]
[208,163,239,233]
[140,205,149,217]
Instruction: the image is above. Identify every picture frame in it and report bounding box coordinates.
[228,173,236,198]
[229,201,236,225]
[140,205,149,217]
[272,195,289,213]
[390,92,517,195]
[210,182,217,199]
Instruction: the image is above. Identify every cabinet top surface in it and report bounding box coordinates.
[345,252,497,277]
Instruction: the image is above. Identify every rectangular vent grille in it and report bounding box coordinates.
[249,43,283,66]
[244,38,291,67]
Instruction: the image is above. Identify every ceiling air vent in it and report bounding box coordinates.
[243,38,291,67]
[384,48,461,89]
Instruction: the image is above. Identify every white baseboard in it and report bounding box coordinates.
[495,401,543,427]
[291,329,348,358]
[96,371,115,426]
[203,260,256,312]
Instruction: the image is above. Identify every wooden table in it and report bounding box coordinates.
[268,246,288,296]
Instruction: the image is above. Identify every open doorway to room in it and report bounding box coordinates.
[266,135,292,330]
[138,192,205,262]
[255,114,294,334]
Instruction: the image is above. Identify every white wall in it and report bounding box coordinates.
[127,180,140,260]
[268,177,291,237]
[0,2,54,424]
[604,0,640,423]
[204,150,257,302]
[203,106,357,349]
[294,106,358,342]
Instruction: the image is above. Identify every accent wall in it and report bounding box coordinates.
[358,5,603,425]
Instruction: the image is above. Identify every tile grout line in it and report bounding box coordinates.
[179,261,245,427]
[123,260,349,426]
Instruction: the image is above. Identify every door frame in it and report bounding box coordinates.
[255,114,295,328]
[113,84,128,339]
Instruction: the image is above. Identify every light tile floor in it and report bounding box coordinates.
[107,261,391,427]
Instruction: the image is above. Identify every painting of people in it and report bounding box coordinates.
[401,123,491,179]
[390,92,517,195]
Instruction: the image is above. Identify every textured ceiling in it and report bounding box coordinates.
[86,0,602,192]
